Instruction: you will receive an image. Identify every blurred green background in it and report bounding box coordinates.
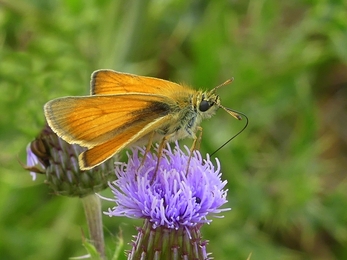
[1,0,347,259]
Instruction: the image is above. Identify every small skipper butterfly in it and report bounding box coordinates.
[44,70,242,170]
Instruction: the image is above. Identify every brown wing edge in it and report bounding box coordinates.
[43,99,77,144]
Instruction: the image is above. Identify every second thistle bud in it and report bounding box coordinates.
[25,124,117,197]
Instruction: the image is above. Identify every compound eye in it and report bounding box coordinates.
[199,100,211,112]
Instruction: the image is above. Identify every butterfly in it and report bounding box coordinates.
[44,70,242,170]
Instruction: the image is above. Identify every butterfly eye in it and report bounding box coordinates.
[199,100,211,112]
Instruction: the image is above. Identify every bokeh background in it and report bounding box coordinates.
[1,1,347,259]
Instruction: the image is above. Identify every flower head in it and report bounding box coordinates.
[105,142,229,229]
[104,142,230,259]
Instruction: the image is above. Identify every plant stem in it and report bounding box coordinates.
[81,194,105,259]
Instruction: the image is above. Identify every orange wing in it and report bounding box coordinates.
[91,69,190,96]
[44,94,173,148]
[44,70,197,170]
[79,115,169,169]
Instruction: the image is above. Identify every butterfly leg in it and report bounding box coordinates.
[149,135,169,183]
[194,126,203,151]
[138,131,155,170]
[186,126,203,175]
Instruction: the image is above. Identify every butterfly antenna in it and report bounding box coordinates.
[213,78,234,91]
[210,108,248,157]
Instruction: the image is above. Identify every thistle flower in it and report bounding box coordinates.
[104,142,230,259]
[24,123,116,197]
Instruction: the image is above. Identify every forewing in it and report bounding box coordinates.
[91,69,189,96]
[44,94,172,147]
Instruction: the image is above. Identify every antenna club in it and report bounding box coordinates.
[215,78,234,90]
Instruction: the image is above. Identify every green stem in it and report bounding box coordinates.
[81,194,105,259]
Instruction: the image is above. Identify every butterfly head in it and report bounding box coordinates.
[198,78,242,120]
[196,90,221,119]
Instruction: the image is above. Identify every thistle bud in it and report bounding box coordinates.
[24,124,116,197]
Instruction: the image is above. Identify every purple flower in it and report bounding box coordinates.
[105,142,229,229]
[104,142,230,259]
